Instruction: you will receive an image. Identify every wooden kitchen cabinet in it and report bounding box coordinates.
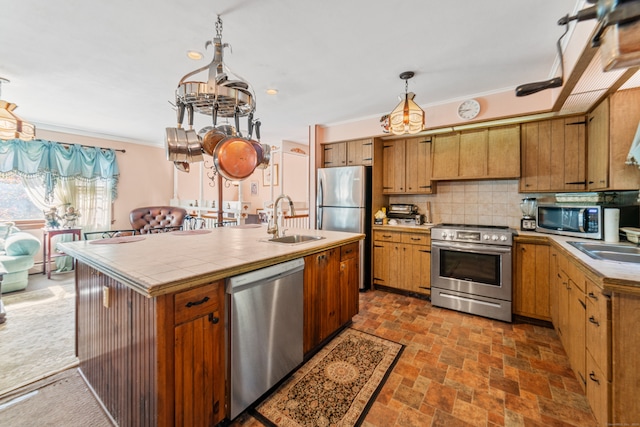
[520,116,586,192]
[372,230,430,296]
[568,272,586,389]
[304,244,359,355]
[513,239,550,321]
[340,242,360,325]
[173,283,225,427]
[431,124,520,180]
[585,279,610,426]
[586,88,640,190]
[322,138,373,167]
[382,137,434,194]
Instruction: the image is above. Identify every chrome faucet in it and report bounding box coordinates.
[267,194,295,238]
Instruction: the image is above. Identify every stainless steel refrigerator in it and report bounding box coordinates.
[317,166,371,290]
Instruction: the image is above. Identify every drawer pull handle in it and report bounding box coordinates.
[186,296,210,308]
[588,291,598,300]
[344,249,353,254]
[411,237,421,241]
[589,371,600,385]
[209,313,219,324]
[588,316,600,327]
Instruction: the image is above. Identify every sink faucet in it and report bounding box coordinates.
[267,194,295,238]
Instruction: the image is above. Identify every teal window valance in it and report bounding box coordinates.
[0,139,119,202]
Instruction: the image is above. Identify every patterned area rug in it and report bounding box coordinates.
[0,282,78,396]
[254,328,403,427]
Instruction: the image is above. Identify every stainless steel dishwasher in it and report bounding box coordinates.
[226,257,305,420]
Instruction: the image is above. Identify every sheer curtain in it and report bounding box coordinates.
[0,139,120,271]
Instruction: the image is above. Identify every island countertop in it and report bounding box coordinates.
[59,226,363,298]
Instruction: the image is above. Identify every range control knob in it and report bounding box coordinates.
[441,232,449,239]
[483,234,490,240]
[491,235,499,241]
[499,235,508,242]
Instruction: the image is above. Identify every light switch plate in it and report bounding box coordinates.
[103,286,110,308]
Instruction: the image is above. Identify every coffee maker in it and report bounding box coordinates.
[520,198,537,231]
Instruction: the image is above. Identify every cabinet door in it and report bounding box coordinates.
[568,275,587,390]
[514,242,550,320]
[562,117,587,191]
[587,100,610,190]
[487,125,520,178]
[323,142,347,167]
[382,140,405,193]
[608,88,640,190]
[406,137,434,194]
[459,129,487,178]
[373,242,390,286]
[340,243,359,324]
[174,305,224,426]
[407,244,430,294]
[431,132,460,179]
[304,249,340,353]
[549,248,560,327]
[347,139,373,166]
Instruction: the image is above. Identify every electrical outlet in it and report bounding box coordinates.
[103,286,110,308]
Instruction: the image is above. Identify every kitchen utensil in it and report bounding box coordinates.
[520,198,537,231]
[212,136,259,180]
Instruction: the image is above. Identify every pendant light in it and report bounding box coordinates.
[0,78,36,141]
[389,71,424,135]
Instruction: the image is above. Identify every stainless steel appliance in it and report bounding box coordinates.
[226,258,305,420]
[388,204,420,225]
[536,204,640,240]
[317,166,371,289]
[430,224,514,322]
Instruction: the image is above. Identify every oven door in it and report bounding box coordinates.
[430,240,512,301]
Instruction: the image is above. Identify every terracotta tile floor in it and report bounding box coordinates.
[233,290,598,427]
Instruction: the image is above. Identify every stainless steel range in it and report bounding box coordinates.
[430,224,514,322]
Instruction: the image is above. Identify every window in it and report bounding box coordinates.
[0,175,44,221]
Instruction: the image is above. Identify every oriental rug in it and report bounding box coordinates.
[254,328,403,427]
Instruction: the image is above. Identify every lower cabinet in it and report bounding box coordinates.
[513,239,550,320]
[173,283,225,427]
[304,242,361,354]
[372,230,430,296]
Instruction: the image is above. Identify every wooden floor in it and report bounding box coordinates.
[234,289,598,427]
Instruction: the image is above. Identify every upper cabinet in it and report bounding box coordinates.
[587,88,640,191]
[431,124,520,181]
[382,136,434,194]
[520,116,586,193]
[322,138,373,168]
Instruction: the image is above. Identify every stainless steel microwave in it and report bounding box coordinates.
[536,204,640,240]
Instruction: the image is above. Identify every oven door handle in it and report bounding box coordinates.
[431,240,512,255]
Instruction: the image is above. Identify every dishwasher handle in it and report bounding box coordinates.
[226,258,304,294]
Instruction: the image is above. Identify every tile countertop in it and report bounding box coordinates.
[372,224,435,233]
[58,226,363,298]
[516,230,640,294]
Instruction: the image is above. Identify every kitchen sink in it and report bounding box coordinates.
[265,235,325,245]
[568,241,640,264]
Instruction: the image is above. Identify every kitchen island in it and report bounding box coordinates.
[59,226,363,427]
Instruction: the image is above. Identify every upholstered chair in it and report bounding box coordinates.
[0,222,42,293]
[129,206,187,234]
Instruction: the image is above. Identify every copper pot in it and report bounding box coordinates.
[213,136,259,180]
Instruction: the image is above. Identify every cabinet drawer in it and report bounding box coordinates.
[174,282,221,325]
[586,350,610,426]
[341,242,359,260]
[373,230,402,242]
[586,280,610,378]
[401,233,430,246]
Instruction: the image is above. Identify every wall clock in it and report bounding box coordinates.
[457,99,481,120]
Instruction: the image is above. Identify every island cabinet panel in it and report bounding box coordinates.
[76,261,225,427]
[76,261,158,427]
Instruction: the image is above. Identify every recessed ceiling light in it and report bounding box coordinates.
[187,50,203,60]
[266,88,278,95]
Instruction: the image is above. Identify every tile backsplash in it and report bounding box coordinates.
[388,180,555,229]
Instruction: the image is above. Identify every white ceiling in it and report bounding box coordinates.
[1,0,586,147]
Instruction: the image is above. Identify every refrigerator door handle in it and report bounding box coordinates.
[317,207,323,229]
[317,175,323,207]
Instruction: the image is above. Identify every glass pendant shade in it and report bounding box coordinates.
[389,92,424,135]
[0,100,35,141]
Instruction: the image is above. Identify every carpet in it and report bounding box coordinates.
[0,369,113,426]
[0,281,78,396]
[254,328,403,427]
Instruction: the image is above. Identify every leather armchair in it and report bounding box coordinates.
[129,206,187,234]
[0,222,42,293]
